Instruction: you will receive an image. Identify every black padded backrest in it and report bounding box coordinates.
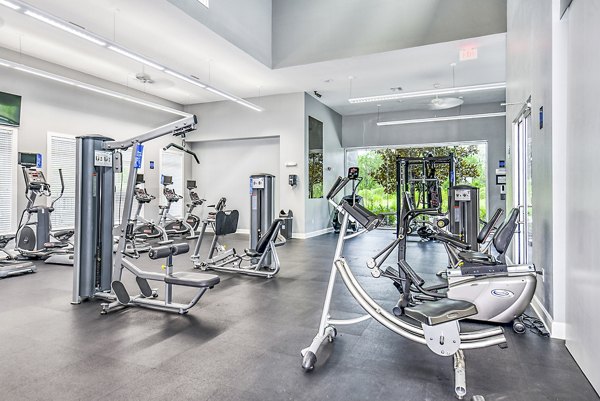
[477,208,504,244]
[214,210,239,236]
[493,208,519,254]
[255,219,282,254]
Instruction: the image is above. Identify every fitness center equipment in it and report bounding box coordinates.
[193,210,283,278]
[14,153,74,265]
[396,153,456,237]
[301,176,507,400]
[130,173,172,252]
[184,180,205,231]
[158,175,198,239]
[192,175,284,278]
[433,207,505,270]
[332,166,363,233]
[448,185,481,250]
[72,116,220,314]
[250,174,275,250]
[0,234,36,278]
[368,192,537,332]
[190,197,233,266]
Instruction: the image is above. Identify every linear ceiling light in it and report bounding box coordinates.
[23,10,107,46]
[107,46,165,71]
[0,0,20,10]
[2,0,263,112]
[0,57,189,117]
[376,112,506,126]
[349,83,506,104]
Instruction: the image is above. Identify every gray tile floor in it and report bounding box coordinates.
[0,230,597,401]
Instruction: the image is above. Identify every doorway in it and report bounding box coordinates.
[513,103,533,264]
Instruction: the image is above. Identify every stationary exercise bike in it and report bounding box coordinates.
[184,180,205,232]
[332,167,363,233]
[158,175,197,239]
[367,193,538,332]
[14,153,74,265]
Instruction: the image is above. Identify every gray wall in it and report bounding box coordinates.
[0,51,186,229]
[562,0,600,391]
[183,93,307,235]
[190,137,280,232]
[304,93,344,234]
[272,0,507,68]
[168,0,272,67]
[506,0,554,316]
[342,103,507,218]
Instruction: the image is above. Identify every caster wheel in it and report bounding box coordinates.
[513,320,526,334]
[153,293,159,298]
[302,351,317,371]
[327,327,337,342]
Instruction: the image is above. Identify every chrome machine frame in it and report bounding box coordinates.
[301,175,507,400]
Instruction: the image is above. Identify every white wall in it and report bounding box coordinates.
[272,0,507,67]
[0,50,188,227]
[191,137,280,231]
[167,0,272,66]
[561,0,600,392]
[304,93,344,234]
[184,93,306,235]
[506,0,556,332]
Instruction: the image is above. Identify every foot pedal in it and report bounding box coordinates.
[136,277,153,297]
[112,281,131,305]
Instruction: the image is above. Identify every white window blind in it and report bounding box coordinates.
[0,127,16,234]
[47,133,76,230]
[160,150,184,218]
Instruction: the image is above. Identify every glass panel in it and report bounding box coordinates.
[308,116,323,199]
[525,115,533,264]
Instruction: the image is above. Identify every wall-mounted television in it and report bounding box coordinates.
[0,91,22,127]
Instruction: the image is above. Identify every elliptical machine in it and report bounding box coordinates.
[14,153,74,265]
[184,180,205,231]
[158,175,197,239]
[129,174,172,252]
[332,167,363,233]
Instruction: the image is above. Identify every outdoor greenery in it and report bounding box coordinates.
[354,144,487,225]
[308,152,324,198]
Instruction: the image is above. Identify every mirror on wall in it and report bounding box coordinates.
[308,116,324,199]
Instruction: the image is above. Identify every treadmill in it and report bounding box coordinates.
[0,234,36,278]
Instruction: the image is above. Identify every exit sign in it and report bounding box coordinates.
[459,47,478,61]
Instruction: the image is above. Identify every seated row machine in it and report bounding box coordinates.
[72,116,220,314]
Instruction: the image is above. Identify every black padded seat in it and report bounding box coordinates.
[53,229,74,237]
[165,272,220,288]
[433,231,471,250]
[404,298,477,326]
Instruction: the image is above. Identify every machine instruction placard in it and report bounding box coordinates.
[94,150,113,167]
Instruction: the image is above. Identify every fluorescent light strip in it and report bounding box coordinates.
[164,70,206,88]
[107,46,165,71]
[377,112,506,126]
[23,10,106,46]
[1,57,189,117]
[0,0,20,10]
[349,83,506,104]
[5,0,263,112]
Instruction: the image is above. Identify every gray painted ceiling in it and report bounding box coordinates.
[0,0,506,115]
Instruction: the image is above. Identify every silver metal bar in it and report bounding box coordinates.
[71,138,84,304]
[103,116,197,150]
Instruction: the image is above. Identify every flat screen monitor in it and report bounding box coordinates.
[161,175,173,185]
[0,91,22,127]
[136,173,145,184]
[186,180,196,189]
[18,152,38,167]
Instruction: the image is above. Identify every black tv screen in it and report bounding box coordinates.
[0,91,22,127]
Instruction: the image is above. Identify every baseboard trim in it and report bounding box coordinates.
[292,227,333,239]
[531,295,566,339]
